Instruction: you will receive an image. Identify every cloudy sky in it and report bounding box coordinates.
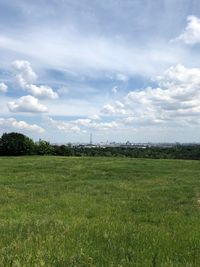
[1,0,200,143]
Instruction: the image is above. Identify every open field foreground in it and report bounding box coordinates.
[0,157,200,267]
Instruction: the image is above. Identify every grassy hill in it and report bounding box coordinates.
[0,156,200,266]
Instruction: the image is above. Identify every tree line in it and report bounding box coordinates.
[0,132,53,156]
[1,132,200,160]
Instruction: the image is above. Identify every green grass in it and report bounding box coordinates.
[0,156,200,266]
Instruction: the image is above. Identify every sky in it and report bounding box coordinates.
[1,0,200,143]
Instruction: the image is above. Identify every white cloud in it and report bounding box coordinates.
[20,63,200,138]
[88,114,101,120]
[101,104,116,114]
[8,95,48,113]
[91,121,119,131]
[25,84,58,99]
[0,117,44,133]
[100,64,200,128]
[173,15,200,44]
[12,60,58,99]
[12,60,37,84]
[47,117,81,133]
[47,116,120,133]
[75,118,92,127]
[101,103,127,115]
[0,82,8,93]
[2,56,200,140]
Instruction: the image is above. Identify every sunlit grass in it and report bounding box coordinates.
[0,156,200,266]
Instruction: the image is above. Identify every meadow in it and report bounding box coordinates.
[0,156,200,266]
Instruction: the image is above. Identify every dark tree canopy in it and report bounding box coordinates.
[0,132,35,156]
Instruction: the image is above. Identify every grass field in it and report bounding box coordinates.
[0,156,200,266]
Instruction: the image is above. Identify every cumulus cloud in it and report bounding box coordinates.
[0,117,44,133]
[47,116,120,133]
[101,102,127,115]
[5,63,200,137]
[12,60,37,84]
[131,64,200,123]
[25,84,58,99]
[101,64,200,127]
[12,60,58,99]
[0,82,8,93]
[47,117,81,133]
[8,95,48,113]
[173,15,200,44]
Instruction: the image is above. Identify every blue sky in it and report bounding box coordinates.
[1,0,200,143]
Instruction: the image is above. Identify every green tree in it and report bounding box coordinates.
[36,140,53,155]
[0,132,35,156]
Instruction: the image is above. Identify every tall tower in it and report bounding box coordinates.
[90,133,93,145]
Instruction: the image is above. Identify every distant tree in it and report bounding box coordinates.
[36,139,53,155]
[0,132,35,156]
[53,144,73,156]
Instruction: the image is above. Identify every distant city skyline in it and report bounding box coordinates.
[1,0,200,142]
